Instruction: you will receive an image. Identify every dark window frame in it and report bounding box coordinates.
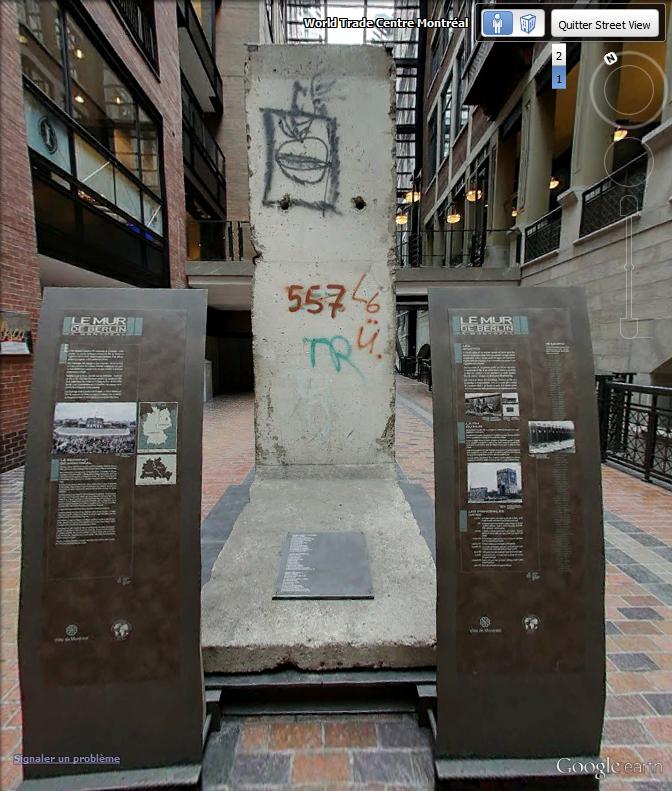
[107,0,159,74]
[440,79,452,163]
[454,46,469,135]
[428,108,438,183]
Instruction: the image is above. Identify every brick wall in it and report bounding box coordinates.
[0,0,42,473]
[0,1,189,471]
[215,0,261,222]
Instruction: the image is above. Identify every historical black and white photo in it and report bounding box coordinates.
[465,392,502,417]
[528,420,576,455]
[467,461,523,503]
[52,402,136,455]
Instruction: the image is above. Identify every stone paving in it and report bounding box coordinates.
[202,715,434,790]
[1,379,672,789]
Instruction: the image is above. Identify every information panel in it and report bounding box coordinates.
[429,287,604,759]
[19,288,207,780]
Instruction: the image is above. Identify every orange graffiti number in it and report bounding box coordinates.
[326,284,346,319]
[305,285,324,314]
[287,285,303,312]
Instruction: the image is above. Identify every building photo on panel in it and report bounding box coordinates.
[467,461,523,503]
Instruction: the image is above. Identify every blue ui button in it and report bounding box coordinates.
[482,9,514,36]
[552,66,567,90]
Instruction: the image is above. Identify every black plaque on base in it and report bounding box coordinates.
[273,532,374,599]
[428,287,605,764]
[19,289,207,782]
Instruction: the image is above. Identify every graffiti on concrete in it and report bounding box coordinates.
[293,273,385,370]
[262,75,340,213]
[303,335,365,380]
[285,274,380,317]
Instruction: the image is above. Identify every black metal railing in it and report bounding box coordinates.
[186,220,253,261]
[580,154,648,237]
[524,207,561,262]
[597,378,672,485]
[110,0,158,68]
[397,356,417,378]
[395,228,510,268]
[182,82,226,208]
[176,0,223,110]
[418,358,432,391]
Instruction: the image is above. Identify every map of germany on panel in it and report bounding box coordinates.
[137,402,178,452]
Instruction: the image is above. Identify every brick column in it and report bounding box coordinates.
[0,0,42,472]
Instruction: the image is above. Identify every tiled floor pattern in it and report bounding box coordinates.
[200,394,255,521]
[202,716,434,790]
[2,379,672,789]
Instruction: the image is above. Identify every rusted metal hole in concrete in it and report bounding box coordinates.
[352,196,367,210]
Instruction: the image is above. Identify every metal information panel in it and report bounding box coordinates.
[274,532,374,600]
[429,287,605,761]
[19,289,207,781]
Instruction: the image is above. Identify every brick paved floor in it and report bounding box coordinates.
[1,378,672,789]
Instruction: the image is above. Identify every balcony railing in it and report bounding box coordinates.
[396,229,510,268]
[186,220,254,261]
[524,207,561,262]
[182,82,226,209]
[109,0,158,68]
[597,378,672,486]
[580,154,647,237]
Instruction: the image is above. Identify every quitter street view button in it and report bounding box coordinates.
[551,8,660,38]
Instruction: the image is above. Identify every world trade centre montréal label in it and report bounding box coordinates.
[429,287,605,761]
[19,288,207,780]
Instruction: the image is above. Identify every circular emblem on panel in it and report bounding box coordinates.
[479,616,491,629]
[110,619,132,641]
[522,614,540,634]
[65,623,78,638]
[38,116,58,154]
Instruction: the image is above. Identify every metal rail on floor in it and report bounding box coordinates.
[204,668,436,716]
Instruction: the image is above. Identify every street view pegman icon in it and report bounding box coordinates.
[482,9,513,36]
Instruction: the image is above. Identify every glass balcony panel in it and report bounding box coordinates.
[115,166,143,221]
[143,192,163,236]
[75,135,115,203]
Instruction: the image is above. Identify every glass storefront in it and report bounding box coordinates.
[17,0,164,241]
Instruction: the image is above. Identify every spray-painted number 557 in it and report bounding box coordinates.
[286,277,381,318]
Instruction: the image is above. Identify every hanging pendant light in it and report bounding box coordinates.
[446,203,461,224]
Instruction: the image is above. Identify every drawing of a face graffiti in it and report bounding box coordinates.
[262,75,340,213]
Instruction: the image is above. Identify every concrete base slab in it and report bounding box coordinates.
[201,478,436,672]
